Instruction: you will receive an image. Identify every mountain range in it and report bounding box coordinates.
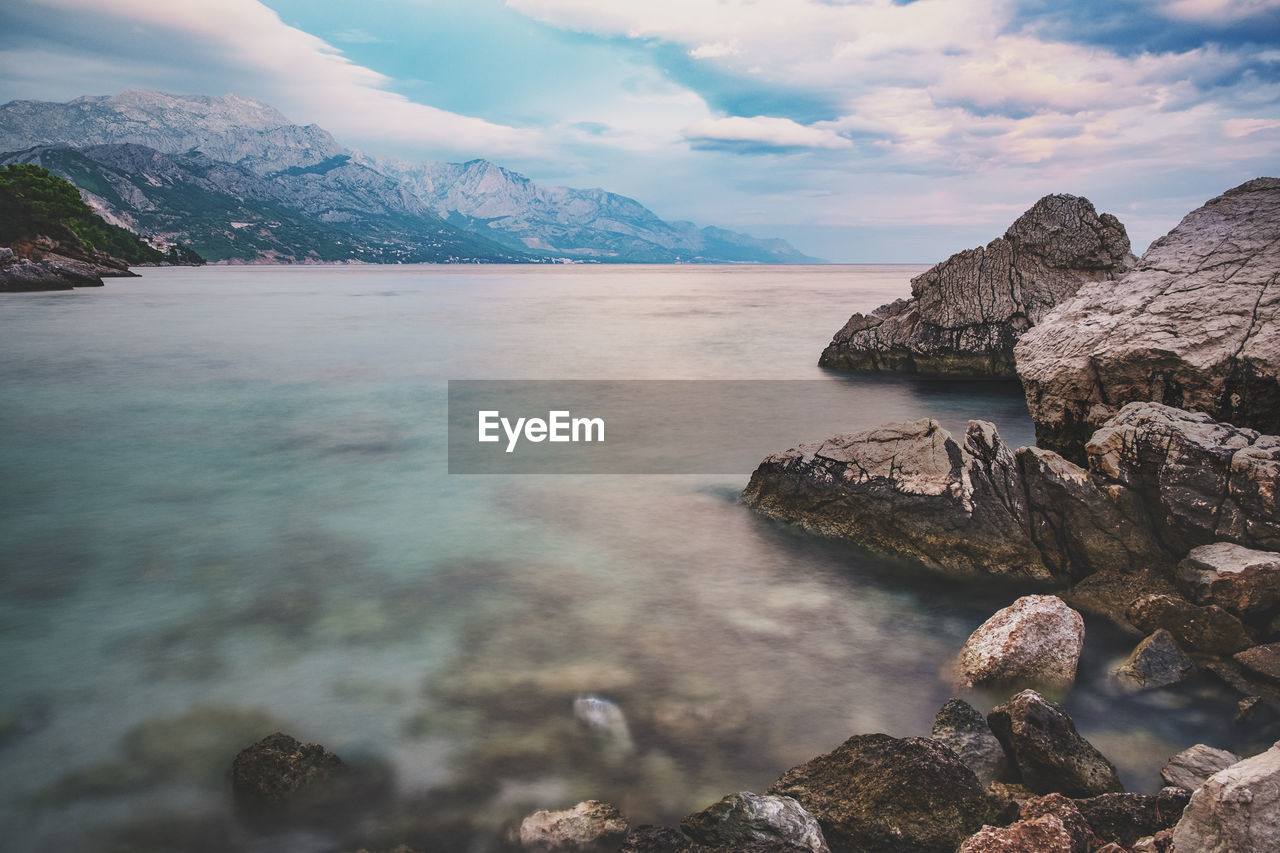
[0,90,821,264]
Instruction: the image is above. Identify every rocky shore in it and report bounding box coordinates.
[0,235,136,291]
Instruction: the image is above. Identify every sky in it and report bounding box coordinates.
[1,0,1278,261]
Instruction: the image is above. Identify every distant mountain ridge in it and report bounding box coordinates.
[0,90,822,264]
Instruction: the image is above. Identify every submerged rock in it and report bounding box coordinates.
[767,733,994,853]
[957,814,1075,853]
[820,194,1132,378]
[1161,744,1241,791]
[680,792,829,853]
[953,595,1084,692]
[573,695,635,757]
[1017,178,1280,459]
[230,731,346,818]
[987,690,1123,797]
[931,699,1010,787]
[1112,629,1193,691]
[518,800,630,852]
[1173,742,1280,852]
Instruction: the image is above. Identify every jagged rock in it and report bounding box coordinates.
[1173,742,1280,852]
[1113,629,1194,691]
[0,245,104,290]
[1071,789,1191,847]
[229,732,345,817]
[619,826,688,853]
[519,801,630,852]
[1018,793,1095,853]
[1125,594,1254,655]
[820,194,1132,377]
[1162,745,1242,791]
[931,699,1010,787]
[1063,568,1180,626]
[741,418,1053,580]
[954,595,1085,692]
[1177,543,1280,620]
[1235,643,1280,682]
[1017,178,1280,459]
[768,733,994,853]
[987,690,1123,797]
[1086,404,1280,554]
[956,814,1075,853]
[680,792,828,853]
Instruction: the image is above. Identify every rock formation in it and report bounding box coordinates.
[518,800,631,852]
[1017,178,1280,459]
[987,691,1123,798]
[743,403,1280,587]
[229,731,346,820]
[819,194,1133,377]
[1112,629,1193,691]
[767,733,994,853]
[680,792,829,853]
[953,595,1085,692]
[1161,744,1241,791]
[1173,742,1280,852]
[957,814,1076,853]
[930,699,1010,788]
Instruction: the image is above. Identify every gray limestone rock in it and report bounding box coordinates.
[931,699,1011,788]
[1161,744,1241,791]
[680,792,829,853]
[1113,629,1194,691]
[1173,742,1280,853]
[1177,543,1280,620]
[1017,178,1280,459]
[820,194,1133,377]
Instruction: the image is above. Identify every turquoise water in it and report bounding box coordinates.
[0,265,1259,851]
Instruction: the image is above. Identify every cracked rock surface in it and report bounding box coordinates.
[819,194,1133,377]
[1017,178,1280,460]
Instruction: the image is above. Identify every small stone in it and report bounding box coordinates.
[1162,744,1242,791]
[931,699,1010,787]
[987,690,1123,797]
[1234,643,1280,683]
[954,595,1085,692]
[1236,695,1263,722]
[957,814,1075,853]
[680,792,828,853]
[1113,630,1193,691]
[519,801,630,852]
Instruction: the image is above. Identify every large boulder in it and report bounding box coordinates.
[1071,789,1191,848]
[987,691,1123,797]
[741,418,1053,580]
[820,194,1133,378]
[953,595,1084,692]
[680,792,829,853]
[1085,404,1280,554]
[1125,594,1254,656]
[1017,178,1280,459]
[931,699,1010,787]
[1177,543,1280,620]
[767,733,995,853]
[1173,742,1280,852]
[519,801,631,852]
[1161,744,1241,791]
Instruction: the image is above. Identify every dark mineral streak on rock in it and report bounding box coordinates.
[820,194,1133,378]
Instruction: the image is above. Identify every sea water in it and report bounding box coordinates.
[0,265,1262,851]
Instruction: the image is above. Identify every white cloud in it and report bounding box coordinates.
[683,115,852,151]
[26,0,543,159]
[689,40,739,59]
[1156,0,1280,22]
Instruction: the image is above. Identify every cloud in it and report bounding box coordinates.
[1156,0,1280,22]
[10,0,542,160]
[682,115,852,152]
[689,40,739,59]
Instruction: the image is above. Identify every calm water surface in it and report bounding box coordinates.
[0,265,1261,851]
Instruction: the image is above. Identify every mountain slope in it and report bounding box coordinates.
[0,90,823,264]
[2,144,520,263]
